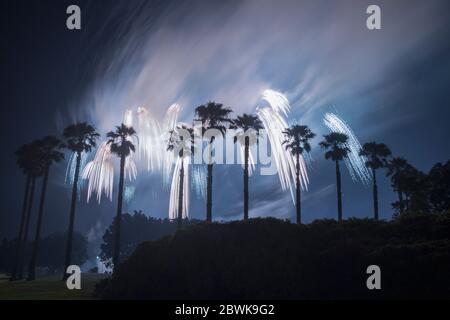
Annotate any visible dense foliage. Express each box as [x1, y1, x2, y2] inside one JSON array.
[[94, 212, 450, 299], [390, 160, 450, 215]]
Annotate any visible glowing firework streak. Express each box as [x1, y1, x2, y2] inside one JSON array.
[[133, 104, 181, 184], [261, 89, 291, 116], [82, 141, 137, 203], [257, 90, 309, 202], [323, 112, 372, 184], [70, 103, 183, 205], [191, 165, 206, 199], [65, 151, 88, 193], [161, 104, 182, 186], [136, 106, 164, 172], [82, 142, 114, 203]]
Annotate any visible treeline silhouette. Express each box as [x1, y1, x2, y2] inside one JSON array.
[[388, 160, 450, 217], [94, 213, 450, 299]]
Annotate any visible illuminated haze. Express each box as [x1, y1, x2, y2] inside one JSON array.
[[2, 0, 449, 243]]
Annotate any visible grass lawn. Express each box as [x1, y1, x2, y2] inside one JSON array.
[[0, 273, 108, 300]]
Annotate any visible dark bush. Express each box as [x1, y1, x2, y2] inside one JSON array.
[[95, 212, 450, 299]]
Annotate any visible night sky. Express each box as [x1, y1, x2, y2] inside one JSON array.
[[1, 0, 450, 251]]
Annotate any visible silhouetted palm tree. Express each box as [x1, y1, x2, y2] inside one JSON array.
[[283, 125, 316, 224], [62, 122, 99, 278], [10, 142, 42, 281], [231, 114, 263, 220], [319, 132, 349, 221], [167, 124, 195, 228], [386, 157, 410, 215], [195, 102, 233, 222], [360, 142, 391, 220], [107, 123, 137, 268], [27, 136, 64, 280]]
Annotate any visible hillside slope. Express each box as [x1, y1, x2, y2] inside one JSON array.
[[95, 213, 450, 299]]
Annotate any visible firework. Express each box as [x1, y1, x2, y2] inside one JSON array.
[[323, 112, 372, 184], [82, 141, 137, 203], [75, 103, 189, 208], [65, 151, 88, 195], [82, 142, 114, 203], [136, 106, 163, 172], [161, 104, 182, 186], [238, 143, 256, 175], [261, 89, 291, 116], [191, 165, 207, 199], [257, 90, 309, 203], [133, 104, 181, 180]]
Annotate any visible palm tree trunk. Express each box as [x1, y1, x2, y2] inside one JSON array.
[[206, 139, 213, 223], [18, 175, 36, 280], [372, 168, 379, 220], [177, 158, 184, 229], [27, 165, 50, 280], [10, 175, 31, 281], [243, 137, 249, 221], [295, 153, 301, 224], [206, 163, 213, 222], [63, 151, 81, 280], [112, 155, 126, 269], [397, 190, 405, 214], [336, 160, 343, 221]]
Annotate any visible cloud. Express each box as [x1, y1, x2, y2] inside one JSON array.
[[64, 0, 450, 221]]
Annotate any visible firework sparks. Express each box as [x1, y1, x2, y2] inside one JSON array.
[[323, 112, 372, 184], [70, 103, 190, 209], [261, 89, 291, 116], [238, 143, 256, 175], [257, 90, 309, 203], [82, 141, 137, 203], [82, 142, 114, 203], [191, 165, 207, 199], [65, 151, 88, 195]]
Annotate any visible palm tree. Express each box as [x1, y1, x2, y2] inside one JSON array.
[[10, 142, 42, 281], [194, 102, 233, 222], [283, 125, 316, 224], [319, 132, 350, 222], [231, 114, 263, 220], [62, 122, 99, 278], [107, 123, 137, 268], [167, 124, 195, 228], [360, 142, 392, 220], [27, 136, 64, 280]]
